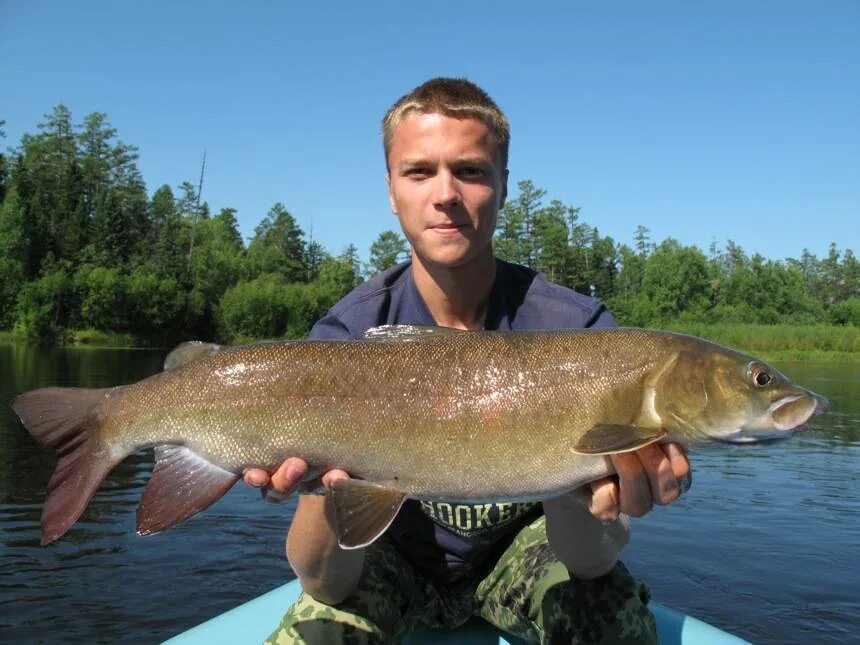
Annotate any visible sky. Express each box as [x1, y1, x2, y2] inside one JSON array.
[[1, 1, 858, 263]]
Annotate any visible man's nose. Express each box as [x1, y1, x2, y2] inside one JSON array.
[[432, 171, 461, 207]]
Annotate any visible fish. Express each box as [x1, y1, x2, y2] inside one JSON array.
[[12, 325, 828, 549]]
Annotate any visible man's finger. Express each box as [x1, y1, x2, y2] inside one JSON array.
[[270, 458, 309, 492], [256, 458, 310, 504], [321, 469, 351, 488], [243, 468, 270, 488], [611, 452, 652, 517], [637, 443, 680, 505], [588, 477, 620, 523], [664, 443, 692, 493]]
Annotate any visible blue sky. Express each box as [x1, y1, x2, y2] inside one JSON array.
[[1, 2, 857, 263]]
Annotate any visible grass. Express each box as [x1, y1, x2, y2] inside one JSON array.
[[67, 329, 138, 347], [665, 323, 860, 361], [0, 328, 139, 348]]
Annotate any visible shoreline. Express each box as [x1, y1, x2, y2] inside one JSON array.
[[2, 324, 859, 362]]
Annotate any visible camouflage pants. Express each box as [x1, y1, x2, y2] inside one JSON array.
[[266, 515, 657, 644]]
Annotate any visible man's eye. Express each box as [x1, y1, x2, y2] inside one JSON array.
[[406, 168, 429, 178], [458, 167, 485, 179]]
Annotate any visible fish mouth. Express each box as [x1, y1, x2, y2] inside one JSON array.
[[771, 392, 828, 431], [720, 392, 828, 445]]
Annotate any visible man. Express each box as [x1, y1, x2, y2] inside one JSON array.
[[244, 78, 690, 644]]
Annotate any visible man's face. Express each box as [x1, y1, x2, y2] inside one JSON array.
[[386, 113, 508, 269]]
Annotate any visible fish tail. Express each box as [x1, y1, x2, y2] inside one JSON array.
[[12, 386, 127, 545]]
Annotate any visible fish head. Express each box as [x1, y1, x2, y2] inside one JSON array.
[[654, 346, 828, 445]]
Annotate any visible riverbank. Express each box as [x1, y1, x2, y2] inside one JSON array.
[[0, 329, 155, 348], [2, 324, 859, 361], [668, 323, 860, 362]]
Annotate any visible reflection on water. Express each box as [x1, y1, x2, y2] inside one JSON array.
[[1, 346, 858, 643]]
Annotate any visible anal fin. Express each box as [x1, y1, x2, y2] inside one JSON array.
[[327, 479, 406, 549], [573, 424, 667, 455], [137, 445, 238, 535]]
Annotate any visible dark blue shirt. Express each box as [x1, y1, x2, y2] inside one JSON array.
[[309, 259, 615, 581]]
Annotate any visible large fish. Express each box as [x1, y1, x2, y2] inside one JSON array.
[[13, 325, 827, 548]]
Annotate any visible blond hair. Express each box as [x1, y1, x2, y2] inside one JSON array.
[[382, 77, 510, 170]]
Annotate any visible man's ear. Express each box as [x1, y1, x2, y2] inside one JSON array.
[[499, 169, 509, 209], [386, 173, 398, 215]]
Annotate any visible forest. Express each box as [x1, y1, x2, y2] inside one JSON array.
[[0, 106, 858, 346]]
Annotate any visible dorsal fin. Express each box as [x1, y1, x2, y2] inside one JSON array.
[[163, 341, 222, 370], [362, 324, 466, 342]]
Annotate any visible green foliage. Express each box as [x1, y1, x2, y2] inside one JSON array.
[[75, 265, 125, 330], [185, 208, 245, 338], [149, 184, 188, 279], [639, 240, 710, 321], [496, 180, 546, 266], [246, 203, 307, 282], [0, 257, 24, 328], [219, 270, 352, 341], [367, 230, 408, 275], [13, 261, 75, 342], [0, 105, 855, 345], [493, 181, 854, 331], [68, 329, 136, 347], [125, 266, 185, 333], [220, 275, 286, 339], [830, 298, 860, 327]]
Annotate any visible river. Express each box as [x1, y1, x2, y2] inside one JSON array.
[[1, 344, 857, 643]]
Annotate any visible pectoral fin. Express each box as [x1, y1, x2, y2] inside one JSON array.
[[137, 445, 239, 535], [327, 479, 406, 549], [572, 425, 667, 455]]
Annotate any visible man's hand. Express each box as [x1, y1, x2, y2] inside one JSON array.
[[243, 459, 350, 502], [587, 442, 691, 522], [245, 459, 361, 604]]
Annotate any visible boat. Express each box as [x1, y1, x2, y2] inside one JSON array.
[[164, 578, 750, 644]]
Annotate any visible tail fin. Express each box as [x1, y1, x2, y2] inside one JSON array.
[[12, 387, 126, 544]]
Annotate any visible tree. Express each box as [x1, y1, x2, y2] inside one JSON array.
[[495, 180, 545, 266], [0, 118, 7, 204], [149, 185, 187, 279], [0, 186, 26, 327], [317, 245, 363, 295], [367, 230, 408, 275], [13, 105, 84, 270], [633, 225, 651, 257], [125, 266, 185, 336], [531, 200, 570, 283], [840, 249, 860, 301], [638, 239, 711, 323], [587, 229, 618, 299], [305, 240, 326, 282], [566, 213, 593, 294], [75, 265, 125, 330], [186, 207, 245, 338], [14, 260, 76, 342], [246, 202, 307, 282]]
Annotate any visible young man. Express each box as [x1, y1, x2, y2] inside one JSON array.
[[245, 78, 690, 644]]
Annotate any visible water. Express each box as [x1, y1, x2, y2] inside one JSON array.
[[1, 346, 858, 643]]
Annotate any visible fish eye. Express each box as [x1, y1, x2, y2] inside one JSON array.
[[751, 366, 772, 387]]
